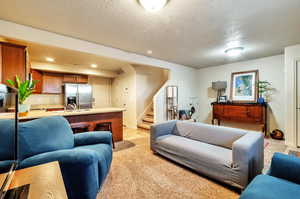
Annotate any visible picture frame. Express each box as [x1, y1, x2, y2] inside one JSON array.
[[218, 95, 227, 103], [230, 70, 259, 103]]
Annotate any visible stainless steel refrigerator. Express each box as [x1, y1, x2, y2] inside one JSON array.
[[64, 84, 93, 110]]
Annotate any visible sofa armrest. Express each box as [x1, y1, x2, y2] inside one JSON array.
[[19, 149, 100, 199], [150, 121, 177, 151], [269, 152, 300, 184], [232, 132, 264, 186], [74, 131, 112, 147]]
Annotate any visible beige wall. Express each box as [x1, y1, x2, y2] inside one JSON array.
[[26, 94, 63, 106], [284, 44, 300, 147], [135, 65, 168, 121], [111, 64, 137, 128], [197, 55, 285, 133], [88, 76, 112, 108]]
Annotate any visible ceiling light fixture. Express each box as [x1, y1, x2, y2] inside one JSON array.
[[139, 0, 168, 12], [91, 64, 98, 68], [45, 57, 55, 62], [225, 47, 244, 57], [147, 50, 153, 54]]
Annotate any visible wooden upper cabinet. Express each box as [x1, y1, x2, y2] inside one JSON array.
[[77, 75, 88, 83], [0, 43, 26, 84], [42, 72, 63, 94], [63, 74, 88, 84], [63, 74, 77, 83], [31, 69, 43, 94]]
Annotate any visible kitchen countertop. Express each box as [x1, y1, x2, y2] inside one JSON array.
[[0, 107, 125, 120], [30, 104, 65, 110]]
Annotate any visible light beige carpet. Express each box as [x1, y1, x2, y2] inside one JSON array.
[[99, 136, 239, 199], [98, 129, 286, 199]]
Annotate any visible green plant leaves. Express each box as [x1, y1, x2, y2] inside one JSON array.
[[5, 75, 39, 104]]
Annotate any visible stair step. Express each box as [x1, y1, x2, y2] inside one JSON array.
[[138, 123, 151, 130], [143, 117, 154, 123], [147, 112, 154, 116]]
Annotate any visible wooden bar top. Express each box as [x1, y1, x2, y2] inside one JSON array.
[[0, 162, 68, 199]]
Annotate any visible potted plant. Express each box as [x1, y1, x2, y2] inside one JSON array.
[[6, 75, 38, 116], [257, 80, 272, 104]]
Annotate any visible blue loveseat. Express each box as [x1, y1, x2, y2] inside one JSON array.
[[240, 152, 300, 199], [0, 116, 113, 199]]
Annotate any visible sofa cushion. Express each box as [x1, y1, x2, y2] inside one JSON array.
[[18, 116, 74, 160], [173, 121, 246, 149], [240, 175, 300, 199], [0, 119, 15, 161], [156, 134, 232, 167]]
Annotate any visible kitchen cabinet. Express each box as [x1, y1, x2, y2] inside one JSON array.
[[77, 75, 88, 83], [31, 69, 43, 94], [0, 42, 27, 84], [42, 72, 63, 94], [63, 74, 88, 84]]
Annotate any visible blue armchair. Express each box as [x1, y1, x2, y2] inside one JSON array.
[[0, 116, 113, 199], [240, 152, 300, 199]]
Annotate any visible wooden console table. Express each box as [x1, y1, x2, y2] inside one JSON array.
[[211, 102, 267, 135], [0, 162, 67, 199]]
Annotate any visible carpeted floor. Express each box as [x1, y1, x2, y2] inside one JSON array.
[[98, 128, 286, 199]]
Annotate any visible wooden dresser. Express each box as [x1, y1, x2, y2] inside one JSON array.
[[211, 102, 267, 135]]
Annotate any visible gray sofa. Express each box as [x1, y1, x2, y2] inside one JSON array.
[[150, 121, 264, 188]]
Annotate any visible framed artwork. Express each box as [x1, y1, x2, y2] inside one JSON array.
[[230, 70, 259, 102], [218, 95, 227, 103]]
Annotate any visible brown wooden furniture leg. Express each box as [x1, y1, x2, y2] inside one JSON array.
[[94, 122, 115, 149]]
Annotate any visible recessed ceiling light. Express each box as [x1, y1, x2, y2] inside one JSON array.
[[91, 64, 98, 68], [147, 50, 153, 54], [139, 0, 168, 12], [225, 47, 244, 57], [45, 57, 55, 62]]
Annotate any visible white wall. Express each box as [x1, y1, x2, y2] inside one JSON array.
[[154, 66, 199, 123], [111, 64, 137, 128], [88, 76, 112, 108], [284, 44, 300, 147], [135, 65, 168, 120], [197, 55, 285, 132]]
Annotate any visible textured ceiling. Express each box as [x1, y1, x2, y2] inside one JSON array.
[[0, 0, 300, 68], [6, 38, 127, 71]]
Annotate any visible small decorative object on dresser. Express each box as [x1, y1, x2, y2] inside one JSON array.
[[230, 70, 259, 102], [218, 95, 227, 103]]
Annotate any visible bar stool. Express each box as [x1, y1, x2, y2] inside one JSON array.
[[94, 122, 115, 149], [70, 122, 90, 134]]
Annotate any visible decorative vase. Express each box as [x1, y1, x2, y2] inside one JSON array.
[[19, 104, 30, 117], [257, 97, 265, 104]]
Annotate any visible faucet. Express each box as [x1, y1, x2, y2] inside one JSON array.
[[66, 103, 77, 111]]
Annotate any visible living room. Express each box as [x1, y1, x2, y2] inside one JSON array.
[[0, 1, 300, 199]]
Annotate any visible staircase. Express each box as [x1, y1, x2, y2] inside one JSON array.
[[138, 106, 154, 130]]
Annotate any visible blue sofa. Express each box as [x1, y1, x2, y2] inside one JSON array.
[[240, 152, 300, 199], [0, 116, 113, 199]]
